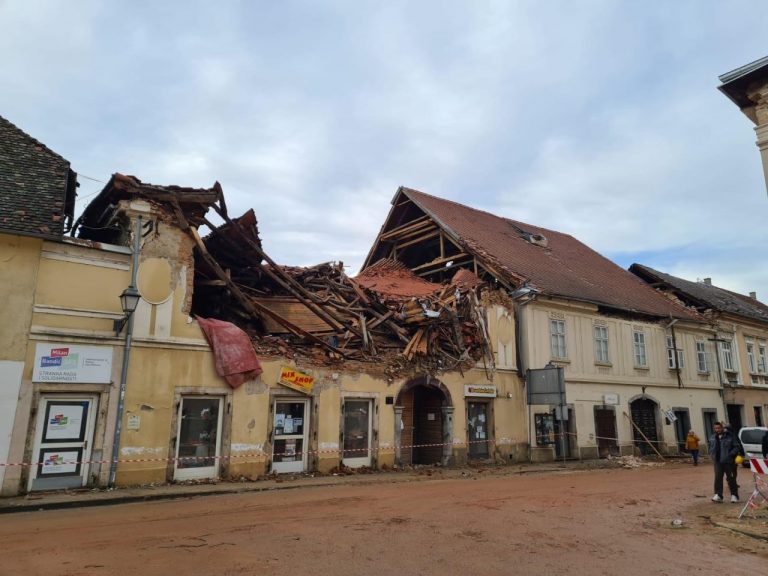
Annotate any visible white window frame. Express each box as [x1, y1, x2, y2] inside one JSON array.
[[594, 325, 609, 364], [720, 340, 735, 372], [550, 319, 567, 359], [666, 336, 684, 369], [758, 341, 767, 374], [747, 340, 757, 374], [695, 341, 709, 373], [633, 331, 647, 368]]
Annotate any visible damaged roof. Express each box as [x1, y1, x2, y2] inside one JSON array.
[[75, 173, 222, 242], [0, 115, 77, 238], [630, 264, 768, 325], [366, 186, 699, 321]]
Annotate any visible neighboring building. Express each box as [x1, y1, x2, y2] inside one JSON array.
[[718, 55, 768, 196], [364, 187, 724, 460], [631, 264, 768, 432], [0, 116, 80, 495]]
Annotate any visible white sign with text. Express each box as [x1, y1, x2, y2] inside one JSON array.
[[33, 344, 113, 383]]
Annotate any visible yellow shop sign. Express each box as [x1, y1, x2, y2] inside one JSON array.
[[279, 367, 315, 394]]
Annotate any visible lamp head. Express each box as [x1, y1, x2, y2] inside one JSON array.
[[119, 286, 141, 315]]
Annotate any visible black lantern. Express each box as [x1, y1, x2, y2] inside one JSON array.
[[114, 286, 141, 334]]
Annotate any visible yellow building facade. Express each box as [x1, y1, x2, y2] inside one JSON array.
[[1, 195, 527, 495]]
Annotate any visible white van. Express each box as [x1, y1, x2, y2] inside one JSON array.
[[738, 426, 768, 467]]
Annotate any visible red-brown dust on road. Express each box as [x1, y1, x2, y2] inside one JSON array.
[[1, 465, 765, 576]]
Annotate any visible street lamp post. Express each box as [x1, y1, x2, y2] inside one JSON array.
[[108, 215, 142, 487]]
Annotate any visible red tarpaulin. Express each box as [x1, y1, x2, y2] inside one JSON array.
[[196, 317, 263, 388]]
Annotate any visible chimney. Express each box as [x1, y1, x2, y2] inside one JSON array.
[[750, 291, 757, 299], [703, 278, 712, 286]]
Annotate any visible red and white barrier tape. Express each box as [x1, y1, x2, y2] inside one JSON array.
[[0, 438, 496, 468]]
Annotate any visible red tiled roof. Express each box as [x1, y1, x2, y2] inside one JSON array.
[[355, 258, 444, 300], [401, 187, 699, 320]]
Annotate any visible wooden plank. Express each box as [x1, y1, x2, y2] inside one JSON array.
[[411, 253, 469, 272], [393, 230, 441, 251], [187, 227, 347, 357], [207, 207, 358, 336], [379, 215, 431, 240]]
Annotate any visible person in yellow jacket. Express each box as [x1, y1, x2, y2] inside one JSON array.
[[685, 430, 701, 466]]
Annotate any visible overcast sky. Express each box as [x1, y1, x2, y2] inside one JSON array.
[[2, 1, 767, 298]]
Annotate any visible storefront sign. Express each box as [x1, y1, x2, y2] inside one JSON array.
[[279, 367, 315, 394], [32, 344, 113, 383], [464, 384, 497, 398]]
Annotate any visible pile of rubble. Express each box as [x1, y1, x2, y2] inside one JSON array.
[[606, 455, 664, 469], [73, 174, 498, 379], [189, 193, 496, 379]]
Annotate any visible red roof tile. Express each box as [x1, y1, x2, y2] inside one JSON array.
[[355, 258, 444, 300]]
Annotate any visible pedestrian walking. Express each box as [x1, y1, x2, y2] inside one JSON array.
[[709, 422, 740, 503], [684, 430, 700, 466]]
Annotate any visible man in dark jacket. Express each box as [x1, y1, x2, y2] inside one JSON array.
[[709, 422, 740, 503]]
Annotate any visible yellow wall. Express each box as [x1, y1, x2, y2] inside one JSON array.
[[0, 234, 42, 360]]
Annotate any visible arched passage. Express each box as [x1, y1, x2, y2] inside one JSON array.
[[395, 376, 453, 465], [629, 396, 660, 455]]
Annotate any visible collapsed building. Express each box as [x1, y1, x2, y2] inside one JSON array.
[[1, 173, 523, 491]]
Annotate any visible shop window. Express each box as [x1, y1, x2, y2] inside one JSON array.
[[535, 413, 555, 446]]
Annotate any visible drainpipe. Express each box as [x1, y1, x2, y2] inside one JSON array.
[[511, 290, 537, 462], [108, 215, 142, 487], [708, 333, 729, 422]]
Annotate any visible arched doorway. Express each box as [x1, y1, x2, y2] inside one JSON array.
[[630, 397, 659, 455], [396, 377, 453, 465]]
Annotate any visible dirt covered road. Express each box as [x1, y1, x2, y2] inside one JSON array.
[[1, 463, 766, 575]]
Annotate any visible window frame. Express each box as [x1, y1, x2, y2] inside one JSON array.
[[666, 335, 684, 369], [594, 325, 610, 364], [720, 340, 735, 372], [633, 330, 647, 368], [695, 341, 709, 373], [746, 340, 757, 374], [549, 319, 567, 359]]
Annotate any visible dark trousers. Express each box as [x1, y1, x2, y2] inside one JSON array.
[[713, 462, 738, 498], [690, 450, 699, 465]]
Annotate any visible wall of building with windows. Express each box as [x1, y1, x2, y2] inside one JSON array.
[[519, 300, 723, 459]]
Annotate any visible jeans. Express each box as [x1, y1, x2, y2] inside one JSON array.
[[713, 461, 738, 498], [690, 449, 699, 465]]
